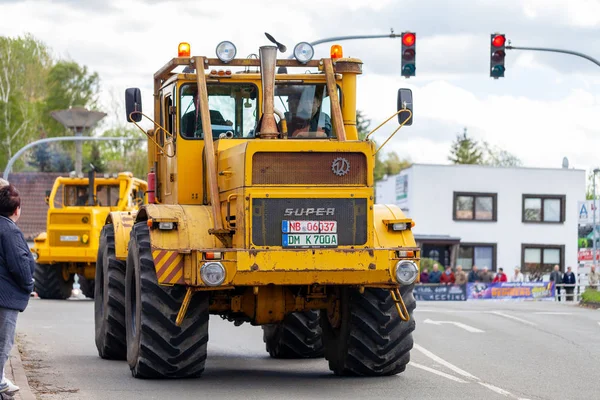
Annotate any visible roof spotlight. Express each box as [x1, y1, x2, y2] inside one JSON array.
[[293, 42, 314, 64], [216, 41, 237, 63]]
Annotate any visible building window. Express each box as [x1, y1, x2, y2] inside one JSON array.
[[522, 194, 565, 223], [457, 243, 496, 271], [521, 244, 565, 277], [453, 192, 497, 221]]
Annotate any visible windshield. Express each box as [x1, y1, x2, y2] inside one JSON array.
[[180, 83, 258, 139], [275, 83, 334, 139], [57, 184, 120, 207], [180, 82, 337, 140]]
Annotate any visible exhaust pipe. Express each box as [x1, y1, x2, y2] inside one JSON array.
[[257, 45, 279, 139]]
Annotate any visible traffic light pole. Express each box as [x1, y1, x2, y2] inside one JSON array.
[[506, 45, 600, 68], [286, 29, 401, 59]]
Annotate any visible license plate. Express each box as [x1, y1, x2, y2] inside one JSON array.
[[60, 235, 79, 242], [282, 233, 338, 247], [282, 220, 337, 233]]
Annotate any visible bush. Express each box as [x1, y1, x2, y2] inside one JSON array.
[[581, 288, 600, 304]]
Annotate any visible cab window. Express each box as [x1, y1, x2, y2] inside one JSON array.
[[64, 185, 89, 206], [96, 185, 120, 207], [180, 83, 258, 139]]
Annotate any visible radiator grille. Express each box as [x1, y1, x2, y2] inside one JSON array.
[[252, 152, 367, 185], [252, 198, 367, 247]]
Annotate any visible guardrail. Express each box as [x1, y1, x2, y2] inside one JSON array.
[[554, 283, 596, 303]]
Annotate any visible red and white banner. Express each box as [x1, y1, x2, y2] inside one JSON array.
[[578, 248, 600, 261]]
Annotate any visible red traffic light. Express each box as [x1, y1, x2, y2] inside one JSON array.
[[402, 32, 416, 47], [492, 35, 505, 47]]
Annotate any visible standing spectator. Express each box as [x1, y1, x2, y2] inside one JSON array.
[[550, 265, 563, 301], [454, 265, 468, 286], [467, 265, 480, 283], [0, 185, 36, 398], [588, 266, 599, 290], [440, 266, 455, 285], [511, 267, 524, 283], [479, 267, 493, 283], [563, 266, 576, 301], [419, 268, 429, 284], [428, 263, 442, 284], [493, 267, 507, 283]]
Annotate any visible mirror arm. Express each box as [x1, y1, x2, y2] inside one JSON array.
[[128, 111, 176, 158]]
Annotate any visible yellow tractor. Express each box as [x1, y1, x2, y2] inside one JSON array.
[[94, 35, 420, 377], [31, 171, 147, 299]]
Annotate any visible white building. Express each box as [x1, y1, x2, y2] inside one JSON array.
[[376, 164, 586, 278]]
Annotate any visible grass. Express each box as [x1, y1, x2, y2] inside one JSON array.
[[581, 288, 600, 304]]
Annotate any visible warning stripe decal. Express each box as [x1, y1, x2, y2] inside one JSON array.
[[152, 249, 185, 284]]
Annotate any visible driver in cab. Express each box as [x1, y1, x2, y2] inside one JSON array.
[[286, 91, 331, 138]]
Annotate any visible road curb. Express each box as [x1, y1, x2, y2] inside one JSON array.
[[8, 343, 36, 400]]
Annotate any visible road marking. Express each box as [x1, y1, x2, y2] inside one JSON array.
[[409, 362, 468, 383], [414, 344, 533, 399], [423, 318, 484, 333], [478, 382, 512, 396], [413, 344, 479, 380], [489, 311, 537, 326]]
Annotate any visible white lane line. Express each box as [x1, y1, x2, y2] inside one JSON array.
[[423, 318, 485, 333], [478, 382, 512, 396], [413, 344, 479, 381], [414, 344, 530, 399], [489, 311, 537, 326], [409, 362, 468, 383]]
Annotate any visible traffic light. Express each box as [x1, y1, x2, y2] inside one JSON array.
[[490, 33, 506, 78], [401, 32, 416, 78]]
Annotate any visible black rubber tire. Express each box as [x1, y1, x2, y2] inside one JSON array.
[[33, 263, 73, 300], [95, 224, 127, 360], [79, 276, 95, 299], [320, 285, 416, 376], [262, 311, 324, 359], [125, 222, 209, 379]]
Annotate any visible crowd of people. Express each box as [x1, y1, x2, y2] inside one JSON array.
[[418, 261, 600, 301], [418, 263, 527, 285]]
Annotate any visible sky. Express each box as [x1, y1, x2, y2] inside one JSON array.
[[1, 0, 599, 176]]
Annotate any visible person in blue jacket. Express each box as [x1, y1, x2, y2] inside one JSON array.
[[428, 263, 442, 284], [0, 184, 36, 399]]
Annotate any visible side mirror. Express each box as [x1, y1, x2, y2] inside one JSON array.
[[125, 88, 143, 123], [45, 190, 51, 205], [397, 88, 413, 126]]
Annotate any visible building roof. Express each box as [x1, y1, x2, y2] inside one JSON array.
[[403, 163, 586, 173], [2, 172, 66, 241]]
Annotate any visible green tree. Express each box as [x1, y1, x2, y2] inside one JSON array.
[[0, 34, 52, 169], [448, 127, 483, 164], [357, 110, 411, 181], [43, 60, 101, 137], [84, 143, 107, 173]]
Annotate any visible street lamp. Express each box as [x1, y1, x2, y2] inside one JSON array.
[[593, 168, 600, 271], [50, 106, 107, 175]]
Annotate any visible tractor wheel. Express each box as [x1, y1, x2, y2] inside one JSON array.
[[33, 263, 73, 300], [262, 311, 324, 359], [79, 276, 95, 299], [320, 285, 416, 376], [95, 224, 127, 360], [125, 222, 209, 379]]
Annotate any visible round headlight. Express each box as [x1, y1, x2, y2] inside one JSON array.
[[32, 252, 39, 261], [216, 41, 237, 63], [200, 262, 226, 286], [293, 42, 314, 64], [395, 260, 418, 285]]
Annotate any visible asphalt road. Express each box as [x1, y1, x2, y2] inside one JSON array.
[[14, 298, 600, 400]]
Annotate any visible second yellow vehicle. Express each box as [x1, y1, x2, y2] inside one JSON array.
[[31, 171, 147, 299]]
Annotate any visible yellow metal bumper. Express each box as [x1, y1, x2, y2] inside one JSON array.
[[32, 246, 97, 264], [154, 247, 420, 287]]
